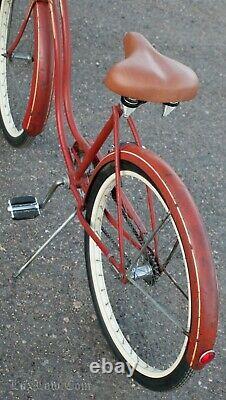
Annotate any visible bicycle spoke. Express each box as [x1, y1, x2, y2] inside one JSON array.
[[157, 240, 188, 299], [9, 63, 25, 104], [161, 268, 188, 300], [162, 239, 179, 269], [127, 212, 171, 271], [127, 275, 188, 336]]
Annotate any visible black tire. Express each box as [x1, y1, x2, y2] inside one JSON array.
[[0, 112, 31, 147], [0, 0, 32, 147], [85, 161, 193, 391]]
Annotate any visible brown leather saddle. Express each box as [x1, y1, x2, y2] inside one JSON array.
[[104, 32, 199, 103]]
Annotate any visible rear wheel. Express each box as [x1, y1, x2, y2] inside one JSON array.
[[0, 0, 34, 146], [85, 161, 194, 391]]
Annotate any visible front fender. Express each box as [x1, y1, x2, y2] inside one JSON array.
[[22, 2, 54, 136]]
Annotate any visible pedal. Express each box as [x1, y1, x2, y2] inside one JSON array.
[[8, 196, 40, 220]]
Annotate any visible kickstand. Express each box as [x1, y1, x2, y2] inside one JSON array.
[[12, 211, 76, 279]]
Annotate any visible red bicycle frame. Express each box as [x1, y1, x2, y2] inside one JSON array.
[[49, 0, 157, 279], [5, 0, 156, 278], [5, 0, 218, 372]]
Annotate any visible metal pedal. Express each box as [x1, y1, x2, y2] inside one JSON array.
[[8, 196, 40, 220]]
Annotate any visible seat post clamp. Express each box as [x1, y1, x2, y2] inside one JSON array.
[[121, 97, 146, 118]]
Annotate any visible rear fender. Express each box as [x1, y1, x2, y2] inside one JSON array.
[[86, 142, 218, 370]]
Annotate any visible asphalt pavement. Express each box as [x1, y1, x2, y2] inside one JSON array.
[[0, 1, 225, 399]]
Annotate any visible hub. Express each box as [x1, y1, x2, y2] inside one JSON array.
[[129, 264, 155, 281]]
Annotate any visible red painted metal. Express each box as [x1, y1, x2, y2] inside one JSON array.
[[104, 210, 142, 251], [46, 1, 150, 265], [49, 0, 75, 179], [88, 143, 219, 370], [74, 111, 118, 182], [6, 2, 35, 57], [48, 1, 134, 281], [23, 3, 54, 135], [9, 0, 218, 373], [127, 116, 142, 146], [113, 106, 126, 277], [128, 116, 158, 257], [59, 0, 89, 153], [147, 187, 159, 260], [121, 191, 147, 236]]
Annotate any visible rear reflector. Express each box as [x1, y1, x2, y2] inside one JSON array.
[[199, 350, 215, 365]]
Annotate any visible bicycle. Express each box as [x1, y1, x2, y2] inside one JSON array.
[[0, 0, 219, 392]]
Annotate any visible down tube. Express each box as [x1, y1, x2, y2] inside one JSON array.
[[59, 0, 90, 153], [49, 0, 75, 178]]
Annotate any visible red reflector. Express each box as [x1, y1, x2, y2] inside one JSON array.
[[199, 350, 215, 365]]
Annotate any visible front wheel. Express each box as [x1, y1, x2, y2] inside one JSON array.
[[85, 161, 196, 391], [0, 0, 33, 146], [0, 0, 53, 147]]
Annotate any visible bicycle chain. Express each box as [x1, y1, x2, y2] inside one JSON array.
[[101, 208, 160, 285], [101, 226, 131, 265]]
